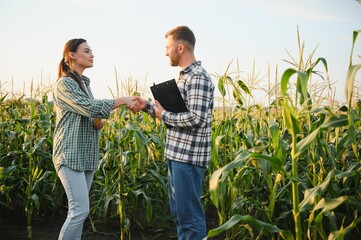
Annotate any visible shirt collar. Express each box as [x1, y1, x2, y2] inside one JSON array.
[[180, 61, 201, 75], [82, 75, 90, 86]]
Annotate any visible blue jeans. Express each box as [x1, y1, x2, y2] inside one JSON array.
[[57, 165, 94, 240], [168, 160, 207, 240]]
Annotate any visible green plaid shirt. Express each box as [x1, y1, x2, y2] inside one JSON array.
[[53, 76, 115, 172]]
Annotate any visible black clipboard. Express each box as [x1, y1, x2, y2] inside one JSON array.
[[150, 79, 188, 128]]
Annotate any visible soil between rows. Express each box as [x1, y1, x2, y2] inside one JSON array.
[[0, 205, 224, 240]]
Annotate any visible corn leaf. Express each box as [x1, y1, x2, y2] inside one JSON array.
[[294, 128, 320, 159], [237, 79, 252, 96], [313, 196, 348, 213], [327, 214, 361, 240], [250, 153, 285, 173], [348, 30, 361, 67], [299, 169, 335, 212], [320, 115, 348, 129], [206, 214, 282, 238], [296, 71, 309, 105], [345, 64, 361, 106], [282, 103, 300, 137], [209, 151, 251, 207], [281, 68, 297, 97]]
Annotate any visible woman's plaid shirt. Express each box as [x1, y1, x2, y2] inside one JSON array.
[[145, 61, 214, 167], [53, 76, 114, 172]]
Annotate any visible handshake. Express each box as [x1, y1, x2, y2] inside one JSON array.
[[93, 96, 164, 130], [126, 96, 144, 113], [126, 96, 164, 118]]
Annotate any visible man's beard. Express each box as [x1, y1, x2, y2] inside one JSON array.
[[170, 55, 179, 66]]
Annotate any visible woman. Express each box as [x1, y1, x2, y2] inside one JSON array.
[[53, 38, 138, 240]]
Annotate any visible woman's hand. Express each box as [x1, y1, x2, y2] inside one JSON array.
[[93, 118, 104, 130], [127, 97, 141, 113]]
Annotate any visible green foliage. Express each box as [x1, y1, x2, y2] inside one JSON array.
[[1, 29, 361, 240], [207, 29, 361, 240]]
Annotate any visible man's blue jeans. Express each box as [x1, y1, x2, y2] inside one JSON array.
[[57, 165, 94, 240], [168, 159, 207, 240]]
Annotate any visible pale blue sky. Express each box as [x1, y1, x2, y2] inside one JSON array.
[[0, 0, 360, 105]]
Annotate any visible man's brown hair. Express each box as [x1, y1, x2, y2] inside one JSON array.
[[165, 26, 196, 51]]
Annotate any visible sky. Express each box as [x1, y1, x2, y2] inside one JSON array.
[[0, 0, 360, 106]]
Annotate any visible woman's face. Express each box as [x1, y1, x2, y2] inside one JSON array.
[[70, 42, 94, 70]]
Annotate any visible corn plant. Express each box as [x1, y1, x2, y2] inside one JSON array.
[[0, 81, 56, 239], [345, 30, 361, 159], [90, 74, 171, 239], [207, 29, 361, 240], [1, 29, 360, 240]]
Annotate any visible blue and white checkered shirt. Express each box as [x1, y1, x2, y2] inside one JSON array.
[[146, 61, 214, 167]]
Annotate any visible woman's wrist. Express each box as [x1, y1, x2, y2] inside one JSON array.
[[113, 96, 134, 109]]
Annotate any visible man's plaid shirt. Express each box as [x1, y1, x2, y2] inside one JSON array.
[[53, 76, 114, 172], [145, 61, 214, 167]]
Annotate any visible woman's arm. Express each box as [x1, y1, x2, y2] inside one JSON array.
[[113, 97, 140, 112]]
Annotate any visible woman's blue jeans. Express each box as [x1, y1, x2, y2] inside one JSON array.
[[57, 165, 94, 240], [168, 159, 207, 240]]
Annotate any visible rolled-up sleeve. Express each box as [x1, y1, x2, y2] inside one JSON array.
[[162, 74, 212, 128], [55, 77, 115, 119]]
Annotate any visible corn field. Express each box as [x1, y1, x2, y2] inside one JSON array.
[[1, 30, 361, 240]]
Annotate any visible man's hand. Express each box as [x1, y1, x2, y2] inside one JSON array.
[[127, 97, 141, 113], [132, 97, 164, 119], [133, 96, 147, 111], [154, 100, 164, 119]]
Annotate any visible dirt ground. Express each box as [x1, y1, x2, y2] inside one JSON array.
[[0, 216, 174, 240], [0, 206, 224, 240]]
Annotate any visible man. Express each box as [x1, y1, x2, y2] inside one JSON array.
[[136, 25, 214, 240]]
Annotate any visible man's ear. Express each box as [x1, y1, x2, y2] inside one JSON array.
[[178, 43, 185, 53]]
